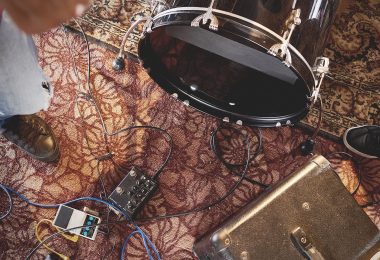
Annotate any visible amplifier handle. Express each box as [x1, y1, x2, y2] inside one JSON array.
[[291, 227, 325, 260]]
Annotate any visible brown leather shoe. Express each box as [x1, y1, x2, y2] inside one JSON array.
[[1, 115, 60, 162]]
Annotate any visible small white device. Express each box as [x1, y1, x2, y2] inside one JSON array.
[[52, 205, 101, 240]]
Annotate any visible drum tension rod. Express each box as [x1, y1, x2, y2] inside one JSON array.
[[300, 57, 329, 156], [268, 8, 301, 67], [311, 57, 330, 103], [191, 0, 219, 31]]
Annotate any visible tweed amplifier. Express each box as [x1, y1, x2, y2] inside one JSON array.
[[193, 155, 380, 260]]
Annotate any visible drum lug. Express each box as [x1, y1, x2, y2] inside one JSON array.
[[143, 17, 154, 35], [311, 57, 330, 103], [276, 122, 282, 127], [223, 117, 230, 123], [268, 8, 301, 66], [191, 0, 219, 31]]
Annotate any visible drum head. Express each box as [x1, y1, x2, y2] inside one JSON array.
[[139, 18, 311, 127]]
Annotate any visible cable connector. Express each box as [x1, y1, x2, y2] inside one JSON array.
[[95, 152, 113, 161], [112, 57, 125, 71], [300, 139, 316, 155]]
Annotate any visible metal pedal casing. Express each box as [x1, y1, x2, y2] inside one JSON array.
[[108, 167, 157, 219]]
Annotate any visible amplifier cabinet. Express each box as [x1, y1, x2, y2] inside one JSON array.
[[193, 155, 380, 260]]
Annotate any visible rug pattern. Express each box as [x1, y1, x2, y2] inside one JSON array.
[[67, 0, 380, 139], [0, 25, 379, 259]]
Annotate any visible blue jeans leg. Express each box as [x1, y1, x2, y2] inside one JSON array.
[[0, 12, 53, 119]]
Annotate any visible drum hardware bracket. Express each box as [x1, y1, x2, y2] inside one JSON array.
[[310, 57, 329, 103], [150, 0, 170, 17], [268, 8, 301, 67], [191, 0, 219, 31], [143, 17, 154, 35]]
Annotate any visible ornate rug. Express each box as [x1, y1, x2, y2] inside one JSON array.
[[67, 0, 380, 139], [0, 22, 379, 259]]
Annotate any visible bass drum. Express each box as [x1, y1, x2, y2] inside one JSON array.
[[138, 0, 340, 127]]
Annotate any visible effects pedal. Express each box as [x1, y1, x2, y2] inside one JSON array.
[[108, 167, 158, 219], [52, 205, 101, 240]]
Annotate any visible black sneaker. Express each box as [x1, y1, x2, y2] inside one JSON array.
[[1, 115, 60, 162], [343, 125, 380, 159]]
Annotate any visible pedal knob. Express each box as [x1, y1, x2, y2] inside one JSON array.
[[116, 187, 123, 194]]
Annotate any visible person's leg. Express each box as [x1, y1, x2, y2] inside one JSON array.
[[0, 12, 59, 162]]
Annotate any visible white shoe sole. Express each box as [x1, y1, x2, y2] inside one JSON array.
[[343, 126, 378, 159]]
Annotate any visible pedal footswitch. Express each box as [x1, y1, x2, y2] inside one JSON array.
[[108, 167, 158, 219], [52, 205, 101, 240]]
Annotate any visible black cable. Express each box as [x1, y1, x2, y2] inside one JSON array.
[[96, 160, 112, 235], [0, 184, 13, 221], [107, 125, 173, 180], [326, 73, 379, 89], [25, 220, 127, 260], [64, 21, 173, 180], [101, 241, 116, 260], [325, 152, 362, 195], [300, 96, 323, 155], [361, 201, 380, 208], [310, 96, 323, 141], [210, 124, 268, 189], [325, 152, 380, 208], [136, 132, 255, 223]]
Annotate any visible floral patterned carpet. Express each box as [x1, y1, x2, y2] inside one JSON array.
[[0, 2, 380, 260], [67, 0, 380, 139]]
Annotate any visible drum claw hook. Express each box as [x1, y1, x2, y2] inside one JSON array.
[[268, 44, 292, 67], [191, 0, 219, 31], [191, 13, 219, 31], [268, 8, 301, 66]]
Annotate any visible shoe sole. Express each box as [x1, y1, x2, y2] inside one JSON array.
[[38, 143, 60, 162], [343, 126, 378, 159], [2, 115, 61, 163], [24, 140, 60, 162]]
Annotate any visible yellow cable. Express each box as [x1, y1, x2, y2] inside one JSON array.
[[35, 219, 76, 260], [58, 229, 79, 243]]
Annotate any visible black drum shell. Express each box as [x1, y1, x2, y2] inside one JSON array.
[[166, 0, 340, 66]]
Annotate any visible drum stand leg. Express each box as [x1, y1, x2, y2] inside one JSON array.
[[300, 57, 329, 155], [300, 96, 323, 155]]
